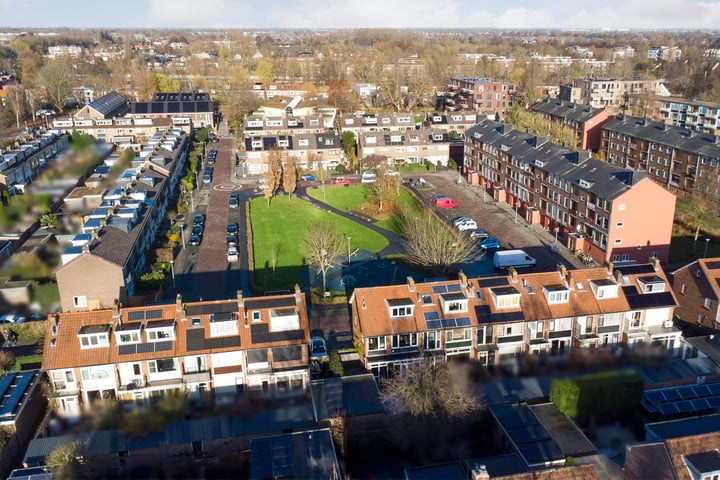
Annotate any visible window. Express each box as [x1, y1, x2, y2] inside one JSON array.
[[116, 331, 141, 344], [425, 331, 441, 350], [79, 332, 109, 349], [390, 305, 414, 317], [73, 296, 88, 308], [614, 239, 622, 244], [616, 222, 624, 228], [681, 284, 687, 295], [421, 294, 433, 305], [51, 370, 74, 390], [148, 358, 176, 374], [368, 336, 386, 352], [630, 311, 641, 328], [447, 328, 471, 342], [705, 298, 714, 310], [392, 333, 417, 349], [251, 311, 261, 322], [147, 327, 175, 341], [132, 364, 141, 375]]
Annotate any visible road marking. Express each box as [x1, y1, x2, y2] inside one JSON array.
[[212, 183, 243, 191]]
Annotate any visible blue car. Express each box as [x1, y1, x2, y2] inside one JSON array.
[[301, 174, 316, 181], [479, 237, 501, 249]]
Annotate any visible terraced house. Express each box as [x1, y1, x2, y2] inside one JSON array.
[[244, 132, 344, 174], [530, 98, 613, 151], [42, 291, 309, 418], [464, 119, 675, 265], [351, 262, 681, 377], [357, 129, 452, 167]]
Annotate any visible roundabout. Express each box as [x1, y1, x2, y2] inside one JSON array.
[[212, 183, 243, 192]]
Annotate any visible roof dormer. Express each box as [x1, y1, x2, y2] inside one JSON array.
[[78, 324, 110, 349], [145, 319, 176, 342], [589, 278, 619, 299], [387, 298, 414, 318], [439, 292, 468, 314], [490, 286, 521, 310], [636, 275, 666, 294], [543, 284, 570, 304]]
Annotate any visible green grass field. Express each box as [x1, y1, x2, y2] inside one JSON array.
[[250, 196, 390, 291]]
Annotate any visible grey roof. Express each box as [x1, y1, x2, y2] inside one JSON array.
[[310, 374, 384, 420], [467, 119, 647, 200], [623, 442, 675, 480], [244, 133, 341, 152], [604, 114, 720, 159], [131, 92, 212, 115], [250, 429, 339, 480], [645, 413, 720, 441], [531, 98, 606, 123], [88, 91, 128, 118]]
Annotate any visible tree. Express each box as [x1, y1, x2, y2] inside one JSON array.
[[401, 211, 478, 275], [38, 60, 75, 112], [282, 158, 298, 199], [255, 60, 274, 86], [0, 350, 15, 373], [5, 85, 26, 128], [367, 170, 399, 213], [40, 213, 60, 229], [687, 169, 720, 246], [328, 80, 358, 113], [262, 150, 283, 206], [155, 73, 180, 93], [381, 358, 480, 418], [300, 221, 346, 293], [46, 440, 84, 479]]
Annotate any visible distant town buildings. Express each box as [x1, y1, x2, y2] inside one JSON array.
[[559, 77, 669, 114], [647, 45, 682, 62]]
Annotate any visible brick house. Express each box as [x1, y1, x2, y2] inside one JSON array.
[[670, 258, 720, 331], [243, 132, 344, 174], [530, 98, 613, 151]]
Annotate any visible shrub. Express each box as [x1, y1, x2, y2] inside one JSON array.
[[329, 350, 344, 376], [335, 164, 347, 174], [550, 370, 643, 421]]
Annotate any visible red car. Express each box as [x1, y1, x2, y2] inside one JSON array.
[[435, 197, 459, 208], [334, 177, 352, 185]]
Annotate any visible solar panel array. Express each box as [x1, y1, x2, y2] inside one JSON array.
[[431, 283, 462, 294], [423, 311, 471, 329], [118, 340, 173, 355], [643, 382, 720, 415], [126, 309, 163, 321], [706, 261, 720, 270], [0, 372, 36, 417]]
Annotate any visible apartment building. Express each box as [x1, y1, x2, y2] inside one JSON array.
[[336, 112, 418, 137], [243, 132, 344, 174], [464, 119, 675, 264], [350, 263, 681, 376], [357, 129, 451, 167], [653, 97, 720, 135], [243, 114, 327, 137], [599, 114, 720, 197], [42, 291, 310, 419], [530, 98, 613, 151], [559, 78, 667, 114], [444, 77, 515, 119], [55, 128, 189, 312], [128, 92, 214, 129], [670, 258, 720, 331], [422, 111, 480, 138], [648, 45, 682, 62], [52, 116, 182, 147]]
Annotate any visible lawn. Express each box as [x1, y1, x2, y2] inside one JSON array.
[[308, 185, 424, 234], [250, 196, 390, 291]]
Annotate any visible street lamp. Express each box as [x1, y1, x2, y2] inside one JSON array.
[[347, 236, 351, 264], [169, 260, 176, 289], [514, 201, 519, 225], [705, 238, 711, 258]]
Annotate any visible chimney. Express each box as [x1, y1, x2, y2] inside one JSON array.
[[458, 271, 468, 286], [565, 270, 575, 289], [614, 269, 623, 284], [82, 243, 90, 253], [509, 267, 518, 283], [407, 276, 416, 292], [294, 283, 302, 303], [649, 256, 660, 271], [605, 261, 614, 276], [236, 290, 243, 306], [471, 465, 490, 480], [175, 293, 182, 312], [112, 299, 120, 319], [557, 264, 567, 279]]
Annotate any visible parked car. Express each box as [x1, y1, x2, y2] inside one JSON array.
[[452, 216, 474, 226], [361, 171, 377, 183], [0, 314, 25, 324], [479, 237, 501, 249], [435, 197, 459, 209], [207, 155, 215, 165], [193, 214, 205, 226], [334, 177, 352, 185], [229, 196, 239, 208], [456, 219, 478, 231], [192, 224, 204, 237], [467, 229, 490, 239], [203, 172, 212, 184], [227, 223, 238, 235], [227, 234, 238, 245], [300, 174, 316, 182], [227, 246, 239, 262], [189, 235, 201, 246]]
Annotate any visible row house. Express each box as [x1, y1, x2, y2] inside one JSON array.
[[559, 78, 667, 114], [464, 119, 675, 265], [128, 92, 214, 129], [651, 96, 720, 135], [55, 128, 190, 312], [671, 258, 720, 331], [243, 114, 327, 137], [244, 133, 344, 174], [422, 111, 480, 138], [599, 114, 720, 197], [357, 129, 451, 167], [251, 82, 318, 100], [52, 116, 182, 148], [336, 112, 418, 137], [0, 132, 69, 193], [530, 98, 613, 151], [350, 263, 681, 376], [444, 77, 515, 119], [42, 291, 310, 419]]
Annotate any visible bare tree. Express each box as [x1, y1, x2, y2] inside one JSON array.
[[367, 170, 400, 213], [4, 85, 25, 128], [401, 210, 478, 275], [262, 150, 283, 206], [300, 221, 346, 293], [282, 158, 298, 199], [38, 59, 75, 112], [687, 168, 720, 247], [381, 358, 481, 418]]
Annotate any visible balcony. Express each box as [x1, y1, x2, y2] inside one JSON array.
[[497, 335, 524, 344], [598, 324, 620, 334], [183, 370, 211, 383], [548, 330, 573, 339]]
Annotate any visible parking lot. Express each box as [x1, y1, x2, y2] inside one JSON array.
[[410, 171, 586, 274]]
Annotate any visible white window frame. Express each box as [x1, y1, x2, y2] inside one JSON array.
[[367, 336, 386, 352], [73, 296, 88, 308]]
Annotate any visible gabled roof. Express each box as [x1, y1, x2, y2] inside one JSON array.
[[88, 91, 128, 118]]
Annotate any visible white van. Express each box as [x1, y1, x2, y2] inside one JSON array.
[[493, 249, 537, 269]]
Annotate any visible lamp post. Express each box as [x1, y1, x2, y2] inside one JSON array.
[[347, 236, 351, 264], [514, 201, 519, 225], [705, 238, 711, 258], [169, 260, 176, 289]]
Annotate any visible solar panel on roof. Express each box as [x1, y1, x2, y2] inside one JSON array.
[[447, 284, 462, 293], [677, 386, 697, 399], [426, 320, 442, 329], [477, 277, 509, 288], [693, 385, 712, 397], [676, 400, 693, 413], [0, 374, 14, 399], [0, 372, 35, 416], [456, 317, 472, 327], [705, 261, 720, 270], [692, 398, 711, 411], [663, 389, 681, 401], [118, 344, 136, 355], [424, 311, 439, 321], [441, 318, 457, 328], [432, 285, 448, 294], [658, 403, 679, 415], [154, 341, 173, 352], [645, 391, 666, 404], [708, 397, 720, 408], [127, 311, 145, 321], [145, 309, 163, 320], [709, 384, 720, 395], [136, 343, 154, 354]]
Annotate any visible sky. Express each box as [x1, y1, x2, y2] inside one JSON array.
[[1, 0, 719, 30]]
